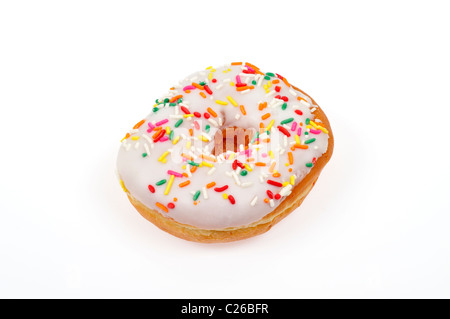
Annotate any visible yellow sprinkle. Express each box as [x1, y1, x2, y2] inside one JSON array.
[[186, 141, 191, 149], [182, 165, 187, 170], [183, 114, 194, 118], [227, 96, 238, 106], [215, 100, 228, 106], [228, 153, 235, 161], [119, 180, 128, 193], [318, 126, 329, 134], [162, 158, 167, 164], [269, 151, 274, 159], [267, 81, 271, 88], [198, 135, 210, 142], [131, 136, 140, 141], [266, 119, 275, 131], [285, 163, 289, 167], [208, 72, 213, 80], [205, 66, 213, 70], [158, 151, 169, 162], [164, 175, 175, 195], [282, 181, 289, 187], [201, 161, 214, 168], [244, 164, 253, 172], [165, 126, 171, 134], [223, 193, 228, 200], [306, 124, 312, 129], [295, 134, 301, 144], [230, 81, 235, 86], [172, 136, 180, 145], [290, 175, 295, 185]]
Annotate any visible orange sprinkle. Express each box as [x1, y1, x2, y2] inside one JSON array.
[[179, 181, 190, 188], [255, 162, 266, 167], [299, 122, 303, 126], [182, 173, 189, 178], [282, 77, 291, 87], [189, 128, 193, 136], [121, 133, 131, 142], [152, 127, 162, 139], [200, 154, 217, 162], [246, 158, 255, 162], [288, 152, 293, 165], [193, 201, 198, 205], [206, 182, 216, 189], [231, 62, 243, 65], [170, 87, 175, 90], [297, 96, 307, 102], [181, 153, 193, 161], [293, 144, 309, 149], [258, 101, 267, 110], [288, 168, 293, 172], [190, 166, 197, 173], [207, 107, 217, 117], [199, 92, 206, 98], [261, 113, 271, 120], [236, 86, 249, 91], [264, 198, 270, 203], [245, 62, 260, 71], [272, 79, 280, 84], [173, 197, 177, 202], [169, 95, 183, 103], [133, 119, 145, 129], [269, 161, 276, 173], [262, 138, 270, 143], [272, 172, 281, 178], [185, 89, 191, 93], [240, 105, 247, 115], [192, 83, 204, 90], [155, 202, 168, 213]]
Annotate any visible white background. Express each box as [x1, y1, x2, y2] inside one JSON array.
[[1, 0, 449, 298]]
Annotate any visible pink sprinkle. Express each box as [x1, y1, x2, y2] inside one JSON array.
[[261, 153, 268, 158], [236, 75, 242, 84], [291, 122, 297, 132], [297, 127, 302, 136], [194, 121, 200, 130], [309, 129, 322, 135], [167, 170, 183, 177], [155, 119, 168, 126], [246, 66, 255, 73], [183, 85, 196, 91], [147, 122, 155, 131], [159, 136, 169, 142]]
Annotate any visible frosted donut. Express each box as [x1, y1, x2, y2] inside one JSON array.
[[117, 62, 333, 243]]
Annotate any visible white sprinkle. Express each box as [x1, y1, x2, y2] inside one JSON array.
[[207, 167, 216, 175], [202, 187, 208, 200], [289, 89, 298, 96], [218, 117, 223, 126], [279, 184, 293, 197], [241, 182, 253, 188], [223, 78, 231, 83], [231, 171, 241, 186], [250, 196, 258, 207], [208, 118, 219, 127], [216, 84, 223, 90], [134, 142, 140, 149], [300, 100, 311, 107], [240, 89, 251, 94], [269, 199, 275, 208], [266, 90, 276, 97], [310, 107, 317, 113], [257, 75, 264, 87], [259, 175, 265, 183], [190, 76, 198, 82], [144, 143, 150, 155], [129, 129, 139, 134], [235, 114, 241, 120], [141, 134, 153, 145]]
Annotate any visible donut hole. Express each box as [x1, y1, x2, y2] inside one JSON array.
[[212, 127, 255, 156]]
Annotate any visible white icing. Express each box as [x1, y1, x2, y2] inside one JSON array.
[[117, 63, 329, 230]]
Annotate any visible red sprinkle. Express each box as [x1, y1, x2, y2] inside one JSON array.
[[153, 129, 166, 142], [277, 126, 291, 137], [312, 157, 317, 164], [214, 185, 229, 192], [181, 106, 191, 114], [236, 83, 247, 87], [267, 180, 283, 187], [212, 79, 217, 83], [275, 86, 281, 92], [235, 160, 245, 169], [193, 111, 202, 118], [167, 203, 175, 209], [274, 194, 281, 200], [204, 85, 212, 95], [148, 185, 155, 193], [242, 69, 255, 74], [204, 112, 211, 119], [267, 190, 274, 199], [232, 160, 238, 170], [295, 110, 303, 116], [228, 195, 235, 205], [281, 96, 289, 102]]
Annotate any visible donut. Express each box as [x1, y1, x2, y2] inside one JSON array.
[[117, 62, 333, 243]]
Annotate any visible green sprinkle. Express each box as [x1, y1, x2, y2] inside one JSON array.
[[280, 118, 294, 125], [240, 170, 248, 176], [199, 81, 206, 86], [155, 99, 159, 103], [282, 103, 287, 110], [252, 80, 257, 85], [264, 76, 271, 80], [169, 103, 176, 107], [152, 107, 159, 112], [193, 190, 201, 201], [142, 153, 147, 158], [266, 72, 275, 77], [305, 132, 309, 135], [205, 124, 210, 133], [169, 130, 174, 140], [174, 119, 183, 127], [304, 138, 316, 144], [305, 118, 310, 125], [187, 160, 199, 167], [306, 163, 314, 168], [164, 98, 169, 103], [177, 98, 183, 103], [156, 179, 166, 186]]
